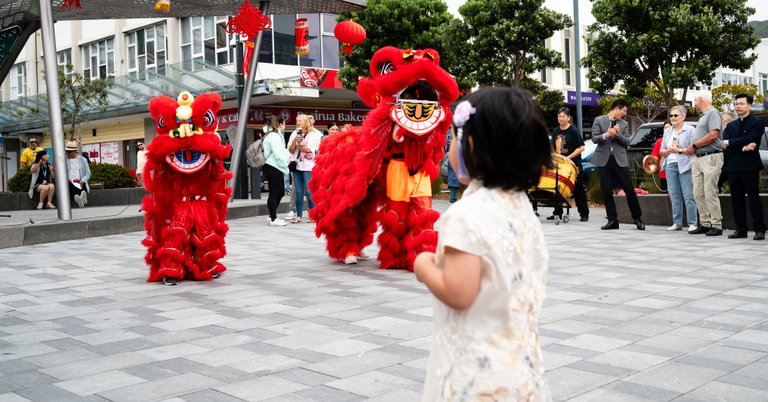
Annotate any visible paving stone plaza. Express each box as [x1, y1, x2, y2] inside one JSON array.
[[1, 200, 767, 401]]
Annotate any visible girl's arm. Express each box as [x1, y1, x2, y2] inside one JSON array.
[[414, 248, 482, 310]]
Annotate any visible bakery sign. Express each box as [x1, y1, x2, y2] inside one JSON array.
[[218, 106, 368, 126]]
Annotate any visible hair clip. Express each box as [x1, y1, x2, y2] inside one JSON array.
[[453, 100, 476, 128]]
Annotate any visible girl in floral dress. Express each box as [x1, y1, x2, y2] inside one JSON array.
[[415, 87, 553, 401]]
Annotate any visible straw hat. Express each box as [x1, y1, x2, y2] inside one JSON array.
[[65, 141, 78, 151]]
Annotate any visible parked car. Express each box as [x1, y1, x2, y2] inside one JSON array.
[[759, 128, 768, 170]]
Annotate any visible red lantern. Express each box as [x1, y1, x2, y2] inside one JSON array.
[[334, 20, 366, 55], [295, 18, 310, 56]]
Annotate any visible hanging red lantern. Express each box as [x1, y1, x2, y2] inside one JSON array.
[[334, 20, 366, 55], [294, 18, 310, 56]]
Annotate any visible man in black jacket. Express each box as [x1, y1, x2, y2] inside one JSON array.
[[722, 93, 766, 240]]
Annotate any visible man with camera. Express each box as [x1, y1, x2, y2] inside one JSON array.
[[591, 98, 644, 230]]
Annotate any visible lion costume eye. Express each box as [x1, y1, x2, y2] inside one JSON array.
[[379, 62, 395, 76], [157, 116, 166, 128], [203, 110, 215, 127]]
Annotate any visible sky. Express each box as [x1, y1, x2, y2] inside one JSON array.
[[444, 0, 768, 22]]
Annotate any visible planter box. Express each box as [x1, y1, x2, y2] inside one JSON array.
[[615, 194, 768, 230], [0, 187, 148, 211]]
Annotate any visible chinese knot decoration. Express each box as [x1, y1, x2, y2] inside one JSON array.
[[334, 20, 366, 55], [226, 0, 272, 75]]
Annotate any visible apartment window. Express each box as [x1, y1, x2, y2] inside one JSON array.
[[321, 14, 340, 69], [180, 16, 233, 71], [127, 23, 167, 80], [10, 63, 26, 100], [563, 29, 573, 86], [82, 38, 115, 80], [760, 73, 768, 96], [57, 49, 72, 78]]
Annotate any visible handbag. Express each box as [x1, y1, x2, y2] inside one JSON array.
[[289, 160, 298, 172]]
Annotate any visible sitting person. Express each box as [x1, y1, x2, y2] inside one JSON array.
[[65, 141, 91, 208], [29, 150, 56, 209]]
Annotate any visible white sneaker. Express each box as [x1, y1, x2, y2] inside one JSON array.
[[285, 210, 296, 220], [270, 218, 288, 226], [687, 226, 697, 233], [358, 251, 371, 259], [666, 224, 682, 231], [344, 255, 358, 264], [80, 191, 88, 205], [74, 194, 84, 208]]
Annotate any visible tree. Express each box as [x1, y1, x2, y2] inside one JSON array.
[[711, 83, 766, 112], [597, 84, 668, 123], [448, 0, 572, 110], [336, 0, 467, 91], [57, 65, 112, 141], [582, 0, 760, 112]]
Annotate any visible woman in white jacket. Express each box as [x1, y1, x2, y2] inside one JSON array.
[[262, 116, 291, 226]]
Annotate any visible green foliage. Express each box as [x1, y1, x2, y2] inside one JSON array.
[[451, 0, 572, 88], [9, 166, 31, 193], [522, 77, 565, 112], [748, 20, 768, 38], [582, 0, 760, 111], [89, 163, 136, 189], [432, 175, 443, 196], [596, 84, 668, 123], [586, 170, 604, 206], [57, 65, 112, 139], [337, 0, 470, 91], [711, 83, 766, 111]]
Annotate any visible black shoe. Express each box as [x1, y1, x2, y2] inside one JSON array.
[[580, 215, 589, 222], [689, 226, 710, 235], [635, 219, 645, 230], [163, 276, 179, 286], [728, 231, 748, 239], [601, 220, 619, 230], [754, 232, 765, 240], [705, 227, 723, 236], [212, 272, 222, 279], [546, 215, 562, 220]]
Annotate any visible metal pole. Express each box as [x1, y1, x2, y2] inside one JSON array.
[[39, 0, 72, 219], [573, 0, 583, 137], [229, 1, 269, 200]]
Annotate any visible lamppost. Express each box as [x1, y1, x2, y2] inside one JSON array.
[[573, 0, 583, 136]]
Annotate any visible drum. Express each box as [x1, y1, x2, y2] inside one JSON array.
[[532, 154, 578, 199]]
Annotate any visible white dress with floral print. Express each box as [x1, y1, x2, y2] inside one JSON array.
[[422, 180, 551, 402]]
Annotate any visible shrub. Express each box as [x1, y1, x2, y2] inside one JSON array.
[[9, 166, 31, 193], [89, 163, 136, 189], [586, 170, 604, 205], [431, 175, 443, 196]]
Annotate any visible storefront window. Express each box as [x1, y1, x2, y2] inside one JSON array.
[[321, 14, 340, 70], [273, 14, 297, 65]]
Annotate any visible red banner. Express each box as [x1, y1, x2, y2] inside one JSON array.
[[217, 106, 368, 127], [299, 68, 343, 88]]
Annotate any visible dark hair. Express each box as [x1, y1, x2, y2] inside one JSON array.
[[34, 150, 48, 164], [663, 120, 672, 127], [734, 93, 753, 105], [458, 87, 553, 191], [327, 122, 338, 130], [610, 98, 630, 110], [557, 107, 571, 117], [267, 115, 286, 132]]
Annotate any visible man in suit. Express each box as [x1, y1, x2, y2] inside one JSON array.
[[592, 98, 644, 230], [721, 93, 766, 240]]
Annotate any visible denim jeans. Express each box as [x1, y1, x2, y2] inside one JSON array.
[[292, 170, 314, 218], [666, 162, 697, 227]]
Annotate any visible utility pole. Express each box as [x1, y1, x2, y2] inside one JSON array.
[[573, 0, 584, 137]]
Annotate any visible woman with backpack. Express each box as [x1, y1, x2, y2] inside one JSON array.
[[262, 116, 290, 226]]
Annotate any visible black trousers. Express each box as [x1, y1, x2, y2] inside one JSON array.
[[68, 182, 87, 197], [729, 170, 766, 232], [263, 164, 285, 221], [554, 169, 589, 217], [599, 156, 642, 221]]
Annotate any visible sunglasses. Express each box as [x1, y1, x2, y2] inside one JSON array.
[[669, 114, 680, 118]]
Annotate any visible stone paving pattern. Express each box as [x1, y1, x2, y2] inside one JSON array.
[[0, 201, 767, 401]]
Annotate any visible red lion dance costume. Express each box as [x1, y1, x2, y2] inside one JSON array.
[[309, 47, 459, 270], [142, 91, 232, 285]]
